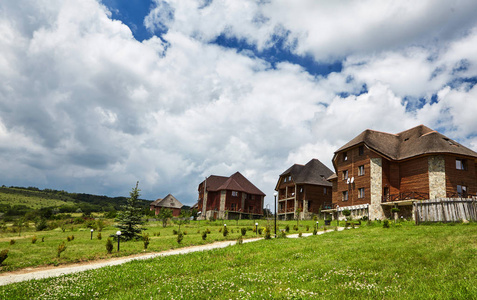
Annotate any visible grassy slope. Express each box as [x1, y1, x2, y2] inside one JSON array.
[[1, 223, 476, 299]]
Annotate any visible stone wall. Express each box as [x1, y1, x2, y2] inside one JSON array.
[[218, 190, 226, 219], [369, 158, 384, 220], [428, 155, 446, 199]]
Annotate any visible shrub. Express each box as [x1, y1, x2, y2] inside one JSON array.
[[223, 226, 228, 237], [142, 233, 150, 250], [57, 242, 66, 258], [241, 228, 247, 236], [206, 228, 211, 234], [96, 219, 105, 231], [342, 209, 351, 218], [383, 220, 390, 228], [218, 227, 222, 233], [306, 225, 310, 231], [41, 237, 45, 242], [285, 225, 290, 232], [32, 236, 37, 244], [106, 238, 113, 254], [258, 227, 263, 235], [177, 232, 184, 244], [172, 229, 178, 235], [391, 207, 400, 213], [237, 235, 243, 245], [0, 249, 8, 265], [183, 231, 187, 235], [67, 236, 71, 242], [279, 230, 287, 238], [97, 232, 102, 240], [298, 232, 302, 237], [35, 218, 48, 231], [264, 227, 271, 240], [313, 229, 317, 235], [202, 231, 207, 240], [361, 216, 369, 221], [9, 239, 15, 245], [293, 225, 298, 231]]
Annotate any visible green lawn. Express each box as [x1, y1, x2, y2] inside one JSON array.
[[0, 219, 319, 272], [1, 222, 476, 299]]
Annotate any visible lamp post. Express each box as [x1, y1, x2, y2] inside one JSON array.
[[255, 222, 258, 236], [90, 229, 94, 240], [274, 191, 278, 238], [316, 221, 319, 231], [116, 231, 121, 252]]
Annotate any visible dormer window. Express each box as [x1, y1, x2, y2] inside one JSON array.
[[232, 191, 238, 197], [343, 152, 348, 161]]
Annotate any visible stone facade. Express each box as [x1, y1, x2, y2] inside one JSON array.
[[428, 155, 446, 199], [369, 158, 384, 220], [218, 190, 227, 219]]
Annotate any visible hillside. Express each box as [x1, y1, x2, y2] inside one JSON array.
[[0, 186, 151, 219]]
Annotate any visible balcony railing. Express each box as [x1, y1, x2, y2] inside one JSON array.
[[278, 207, 296, 214], [224, 207, 263, 215], [322, 203, 336, 210], [382, 191, 429, 203]]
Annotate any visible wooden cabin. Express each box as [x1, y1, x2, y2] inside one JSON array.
[[275, 159, 333, 220], [325, 125, 477, 220], [150, 194, 183, 217], [197, 172, 265, 220]]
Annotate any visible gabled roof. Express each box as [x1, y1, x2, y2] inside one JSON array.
[[201, 172, 265, 196], [335, 125, 477, 161], [150, 194, 183, 209], [276, 159, 333, 189]]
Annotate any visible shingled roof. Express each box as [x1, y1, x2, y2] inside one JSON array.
[[335, 125, 477, 161], [150, 194, 183, 209], [201, 172, 265, 196], [277, 159, 333, 189]]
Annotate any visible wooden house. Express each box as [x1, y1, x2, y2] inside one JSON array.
[[275, 159, 333, 220], [325, 125, 477, 220], [150, 194, 183, 217], [197, 172, 265, 220]]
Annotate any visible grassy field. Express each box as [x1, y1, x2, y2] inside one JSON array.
[[0, 218, 320, 272], [0, 222, 475, 299]]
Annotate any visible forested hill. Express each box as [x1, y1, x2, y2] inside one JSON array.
[[0, 186, 152, 219]]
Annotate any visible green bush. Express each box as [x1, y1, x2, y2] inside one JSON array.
[[223, 226, 228, 237], [0, 249, 8, 265], [177, 232, 184, 244], [293, 225, 298, 231], [306, 225, 310, 231], [313, 229, 317, 235], [383, 220, 390, 228], [97, 232, 102, 240], [237, 235, 243, 245], [285, 225, 290, 232], [57, 242, 66, 258], [202, 231, 207, 240], [35, 218, 48, 231], [142, 233, 150, 250], [172, 229, 178, 235], [264, 227, 271, 240], [9, 239, 15, 245], [298, 232, 302, 237], [241, 228, 247, 236], [279, 230, 287, 239], [32, 236, 37, 244], [106, 238, 113, 254]]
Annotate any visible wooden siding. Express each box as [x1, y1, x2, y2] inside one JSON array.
[[399, 156, 429, 194], [445, 155, 477, 196]]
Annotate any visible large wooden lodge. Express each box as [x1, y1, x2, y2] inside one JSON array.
[[324, 125, 477, 220]]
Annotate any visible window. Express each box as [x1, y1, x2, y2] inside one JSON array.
[[358, 188, 365, 198], [342, 170, 348, 180], [288, 176, 291, 181], [457, 185, 467, 197], [232, 191, 238, 197], [359, 145, 364, 156], [299, 188, 303, 193], [358, 165, 365, 176], [342, 191, 348, 201], [456, 159, 467, 170], [343, 152, 348, 161], [284, 177, 287, 183], [231, 203, 236, 210], [323, 187, 327, 195]]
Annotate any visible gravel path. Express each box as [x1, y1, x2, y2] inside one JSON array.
[[0, 227, 345, 286]]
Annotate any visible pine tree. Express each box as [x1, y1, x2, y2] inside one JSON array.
[[115, 181, 145, 241]]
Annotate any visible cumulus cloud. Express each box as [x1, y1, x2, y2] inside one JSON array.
[[1, 0, 477, 207]]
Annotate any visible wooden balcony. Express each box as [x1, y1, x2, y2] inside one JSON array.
[[382, 191, 429, 203], [225, 206, 263, 215]]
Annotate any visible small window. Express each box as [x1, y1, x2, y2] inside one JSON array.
[[232, 191, 238, 197], [342, 191, 348, 201], [323, 187, 327, 195], [284, 177, 287, 183], [456, 159, 467, 170], [288, 176, 291, 181], [342, 170, 348, 180], [300, 188, 303, 193], [358, 145, 364, 156], [457, 185, 467, 197], [343, 152, 348, 161], [358, 188, 365, 198], [358, 165, 365, 176], [231, 203, 236, 210]]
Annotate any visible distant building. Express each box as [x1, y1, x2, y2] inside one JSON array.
[[275, 158, 333, 220], [197, 172, 265, 220], [150, 194, 183, 217], [325, 125, 477, 220]]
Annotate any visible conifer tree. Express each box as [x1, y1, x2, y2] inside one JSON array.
[[115, 181, 145, 241]]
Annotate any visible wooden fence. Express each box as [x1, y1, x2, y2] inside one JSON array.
[[414, 197, 477, 224]]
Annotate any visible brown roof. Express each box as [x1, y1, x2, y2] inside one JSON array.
[[277, 159, 333, 189], [335, 125, 477, 161], [201, 172, 265, 196], [150, 194, 183, 209]]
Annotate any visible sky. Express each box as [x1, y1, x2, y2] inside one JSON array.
[[1, 1, 477, 206]]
